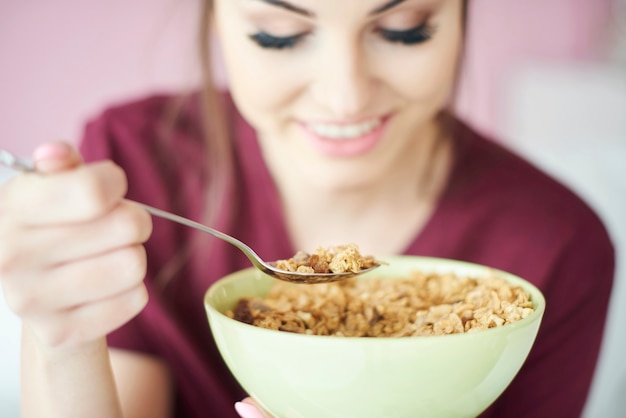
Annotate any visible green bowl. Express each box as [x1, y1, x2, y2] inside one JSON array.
[[204, 256, 545, 418]]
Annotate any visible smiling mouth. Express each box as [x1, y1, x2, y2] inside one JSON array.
[[305, 118, 383, 140]]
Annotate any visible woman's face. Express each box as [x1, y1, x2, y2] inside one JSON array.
[[213, 0, 464, 191]]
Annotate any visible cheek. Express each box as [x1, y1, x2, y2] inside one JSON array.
[[383, 34, 462, 109], [217, 29, 305, 129]]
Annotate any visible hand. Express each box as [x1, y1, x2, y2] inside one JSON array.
[[235, 397, 273, 418], [0, 142, 152, 351]]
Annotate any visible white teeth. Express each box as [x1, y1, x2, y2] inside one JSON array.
[[308, 118, 381, 140]]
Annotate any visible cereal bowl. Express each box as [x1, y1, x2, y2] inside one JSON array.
[[204, 256, 545, 418]]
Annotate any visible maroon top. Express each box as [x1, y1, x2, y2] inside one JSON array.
[[79, 93, 614, 418]]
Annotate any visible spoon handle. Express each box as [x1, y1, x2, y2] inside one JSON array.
[[0, 149, 35, 172], [134, 203, 263, 266], [0, 148, 266, 270]]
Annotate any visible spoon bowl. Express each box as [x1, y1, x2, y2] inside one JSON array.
[[0, 149, 380, 284]]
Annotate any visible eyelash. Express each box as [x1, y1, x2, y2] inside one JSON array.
[[249, 22, 436, 50], [248, 32, 303, 50], [378, 22, 437, 45]]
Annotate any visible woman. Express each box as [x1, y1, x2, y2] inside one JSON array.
[[0, 0, 614, 417]]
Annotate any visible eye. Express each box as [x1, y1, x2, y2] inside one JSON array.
[[249, 31, 305, 50], [378, 22, 437, 45]]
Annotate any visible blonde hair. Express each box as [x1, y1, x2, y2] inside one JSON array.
[[155, 0, 234, 288], [197, 0, 234, 228]]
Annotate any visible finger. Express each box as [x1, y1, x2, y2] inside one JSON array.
[[33, 141, 83, 173], [1, 160, 128, 225], [29, 282, 149, 349], [3, 245, 147, 315], [235, 398, 273, 418], [47, 245, 148, 309], [0, 201, 152, 273], [235, 401, 266, 418]]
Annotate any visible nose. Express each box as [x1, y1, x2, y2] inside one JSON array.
[[310, 37, 374, 118]]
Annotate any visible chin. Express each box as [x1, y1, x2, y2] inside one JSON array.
[[295, 159, 379, 193]]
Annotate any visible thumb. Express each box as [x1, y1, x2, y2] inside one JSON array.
[[33, 141, 83, 174], [234, 398, 269, 418]]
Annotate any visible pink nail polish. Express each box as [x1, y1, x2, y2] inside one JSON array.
[[234, 401, 265, 418], [33, 142, 71, 161]]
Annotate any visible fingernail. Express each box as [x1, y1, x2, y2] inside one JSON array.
[[33, 142, 72, 161], [234, 401, 265, 418]]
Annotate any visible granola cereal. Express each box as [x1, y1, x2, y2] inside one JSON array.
[[274, 244, 380, 274], [228, 270, 534, 337]]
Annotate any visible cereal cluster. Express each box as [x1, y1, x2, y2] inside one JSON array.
[[274, 244, 380, 274], [229, 271, 534, 337]]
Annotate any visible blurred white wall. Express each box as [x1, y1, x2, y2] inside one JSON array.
[[0, 0, 623, 417], [502, 64, 626, 418], [496, 3, 626, 415], [0, 281, 20, 418]]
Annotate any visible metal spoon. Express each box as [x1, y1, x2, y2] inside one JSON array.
[[0, 149, 380, 284]]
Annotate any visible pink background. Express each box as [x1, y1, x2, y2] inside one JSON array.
[[0, 0, 201, 156], [0, 0, 612, 156]]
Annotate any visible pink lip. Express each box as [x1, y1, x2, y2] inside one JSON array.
[[299, 115, 391, 158]]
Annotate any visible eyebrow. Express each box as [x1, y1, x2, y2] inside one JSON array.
[[253, 0, 314, 17], [370, 0, 409, 15]]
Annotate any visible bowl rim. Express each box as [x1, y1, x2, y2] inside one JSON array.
[[204, 255, 546, 342]]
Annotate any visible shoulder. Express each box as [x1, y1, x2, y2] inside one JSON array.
[[79, 90, 240, 170], [78, 92, 217, 216], [79, 92, 204, 162], [446, 120, 614, 285], [452, 121, 605, 237], [96, 93, 182, 124]]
